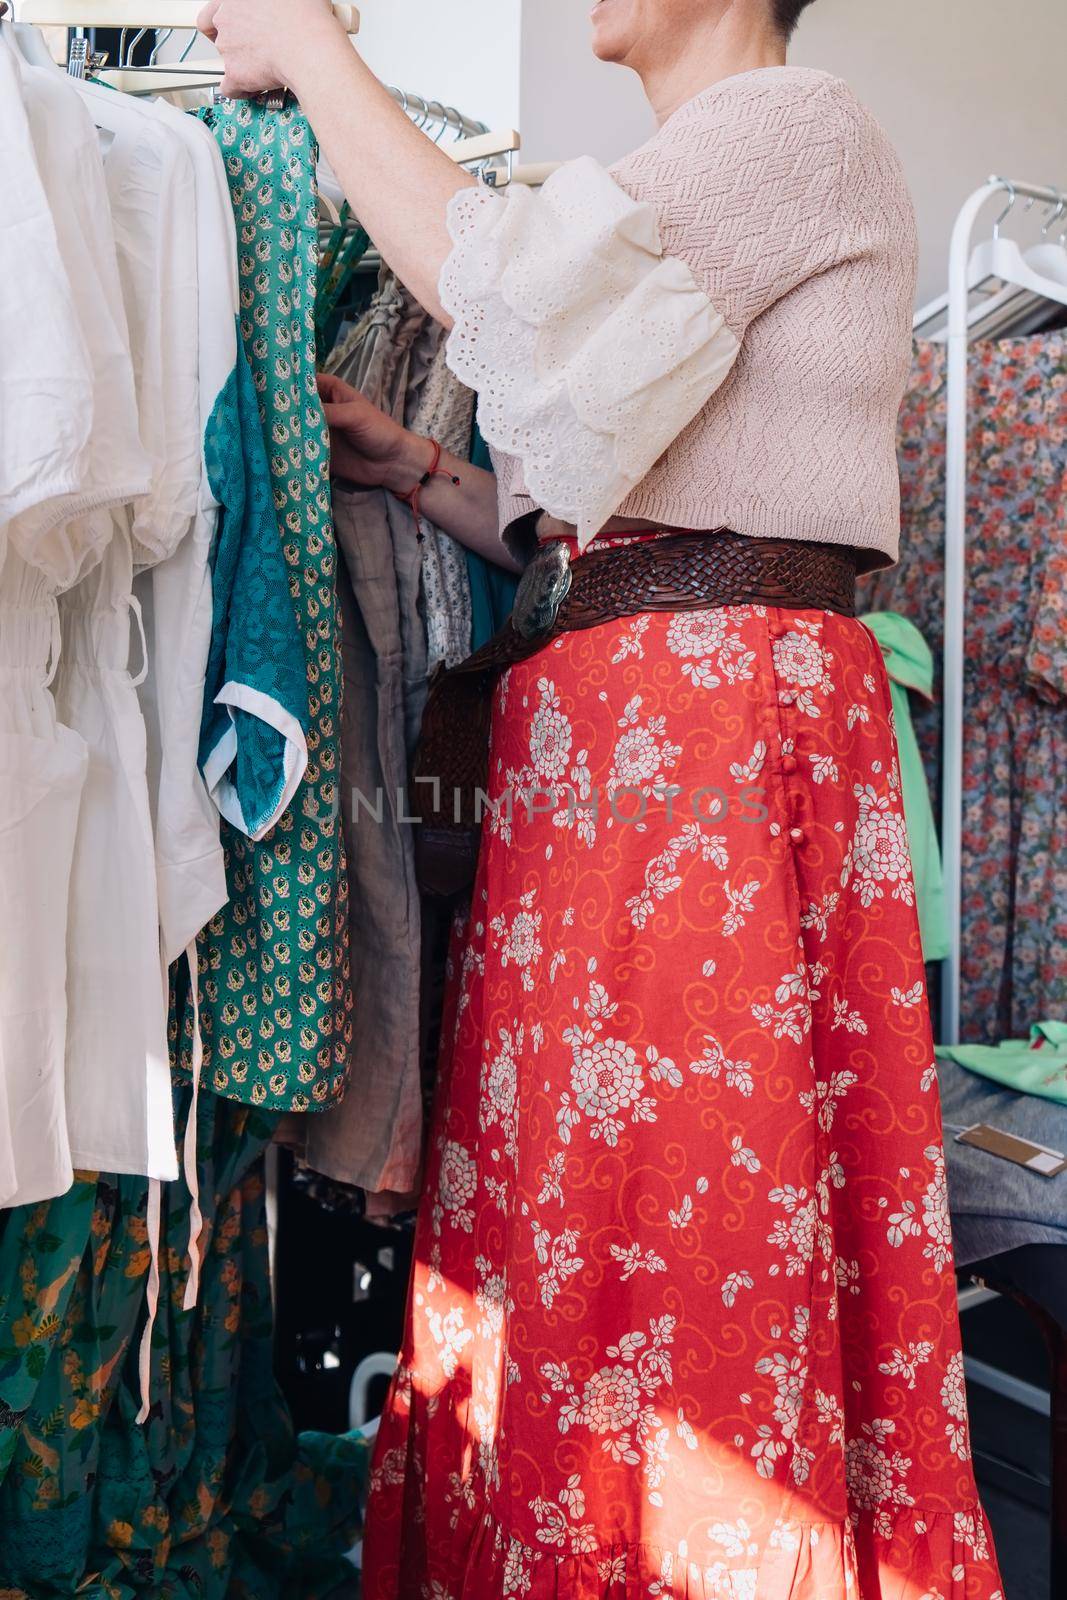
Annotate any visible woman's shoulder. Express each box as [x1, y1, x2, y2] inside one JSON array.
[[614, 65, 912, 232]]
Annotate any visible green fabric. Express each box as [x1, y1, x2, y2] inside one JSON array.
[[937, 1020, 1067, 1105], [464, 425, 519, 651], [189, 100, 353, 1114], [0, 1092, 365, 1597], [199, 336, 311, 839], [861, 611, 952, 963]]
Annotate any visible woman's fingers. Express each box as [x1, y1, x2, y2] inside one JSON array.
[[317, 371, 359, 405]]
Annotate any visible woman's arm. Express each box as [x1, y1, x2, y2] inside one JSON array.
[[198, 0, 475, 322], [317, 375, 518, 572]]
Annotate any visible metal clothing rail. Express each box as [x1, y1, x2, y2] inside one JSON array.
[[941, 176, 1067, 1044]]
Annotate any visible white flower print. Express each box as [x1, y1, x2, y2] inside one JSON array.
[[627, 824, 730, 930], [666, 607, 757, 688], [572, 1037, 643, 1118], [729, 1135, 761, 1173], [879, 1340, 935, 1390], [800, 889, 841, 942], [749, 1306, 810, 1482], [690, 1034, 755, 1096], [529, 1473, 597, 1554], [537, 1150, 567, 1206], [721, 1270, 755, 1307], [433, 1139, 477, 1234], [481, 1025, 520, 1152], [921, 1144, 954, 1272], [845, 1420, 915, 1511], [722, 878, 762, 937], [474, 1254, 508, 1339], [541, 1316, 676, 1500], [772, 623, 834, 716], [528, 676, 572, 781], [729, 740, 767, 783], [493, 894, 543, 991], [424, 1303, 473, 1379], [557, 976, 660, 1146], [611, 613, 650, 663], [767, 1187, 818, 1277], [531, 1221, 584, 1309], [501, 1534, 534, 1596], [609, 1241, 667, 1282], [940, 1351, 972, 1460], [843, 784, 915, 908], [608, 696, 681, 796]]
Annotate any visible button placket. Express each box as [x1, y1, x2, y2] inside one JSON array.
[[768, 611, 806, 848]]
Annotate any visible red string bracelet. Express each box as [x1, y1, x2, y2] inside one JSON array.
[[391, 438, 461, 540]]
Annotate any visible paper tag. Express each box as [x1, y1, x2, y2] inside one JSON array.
[[955, 1123, 1067, 1177]]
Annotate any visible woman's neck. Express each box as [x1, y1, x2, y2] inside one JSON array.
[[637, 5, 788, 125]]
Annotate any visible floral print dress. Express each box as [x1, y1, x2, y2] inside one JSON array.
[[364, 597, 1003, 1598], [864, 335, 1067, 1041]]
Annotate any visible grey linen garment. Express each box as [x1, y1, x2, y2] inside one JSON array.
[[405, 341, 475, 672], [937, 1054, 1067, 1265], [300, 270, 448, 1200]]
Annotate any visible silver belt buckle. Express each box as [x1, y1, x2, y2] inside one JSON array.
[[512, 541, 573, 640]]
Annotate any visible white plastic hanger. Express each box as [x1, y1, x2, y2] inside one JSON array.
[[967, 183, 1067, 307]]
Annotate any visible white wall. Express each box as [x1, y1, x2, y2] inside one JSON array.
[[791, 0, 1067, 303], [518, 1, 652, 168], [512, 0, 1067, 305], [354, 0, 523, 134]]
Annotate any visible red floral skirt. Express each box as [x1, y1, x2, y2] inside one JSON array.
[[364, 604, 1003, 1599]]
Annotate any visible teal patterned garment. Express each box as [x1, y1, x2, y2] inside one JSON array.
[[186, 99, 353, 1113], [0, 1095, 365, 1597], [199, 336, 311, 841]]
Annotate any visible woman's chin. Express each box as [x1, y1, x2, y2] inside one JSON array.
[[589, 0, 634, 63]]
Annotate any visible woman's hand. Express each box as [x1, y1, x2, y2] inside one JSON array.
[[197, 0, 343, 99], [317, 373, 434, 494]]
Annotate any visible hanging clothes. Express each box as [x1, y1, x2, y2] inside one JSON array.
[[405, 338, 475, 673], [2, 41, 151, 590], [180, 99, 352, 1114], [299, 269, 442, 1199], [131, 99, 235, 963], [865, 335, 1067, 1041], [860, 611, 951, 962], [0, 1092, 366, 1596], [0, 553, 87, 1210], [46, 77, 208, 1185], [0, 42, 156, 1208]]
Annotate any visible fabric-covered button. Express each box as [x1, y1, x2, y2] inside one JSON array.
[[778, 689, 796, 706], [770, 623, 788, 640], [789, 827, 805, 844], [782, 754, 798, 775]]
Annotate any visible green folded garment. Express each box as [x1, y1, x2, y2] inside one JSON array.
[[937, 1020, 1067, 1105]]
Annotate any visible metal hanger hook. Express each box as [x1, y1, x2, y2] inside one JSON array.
[[1041, 191, 1067, 238], [149, 26, 173, 66], [991, 181, 1016, 241]]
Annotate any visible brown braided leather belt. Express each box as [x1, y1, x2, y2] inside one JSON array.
[[413, 529, 858, 898]]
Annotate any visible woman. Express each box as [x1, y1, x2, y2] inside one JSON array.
[[201, 2, 1003, 1596]]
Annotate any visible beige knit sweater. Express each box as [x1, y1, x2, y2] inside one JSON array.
[[440, 67, 918, 570]]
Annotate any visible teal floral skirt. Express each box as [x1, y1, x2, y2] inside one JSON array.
[[0, 1090, 364, 1597]]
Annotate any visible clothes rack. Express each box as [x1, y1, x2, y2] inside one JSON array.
[[941, 175, 1067, 1045]]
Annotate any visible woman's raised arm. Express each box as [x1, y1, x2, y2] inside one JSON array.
[[197, 0, 476, 321]]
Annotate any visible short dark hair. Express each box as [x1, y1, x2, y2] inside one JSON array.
[[772, 0, 816, 38]]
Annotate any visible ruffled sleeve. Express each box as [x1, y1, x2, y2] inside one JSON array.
[[438, 158, 740, 551]]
